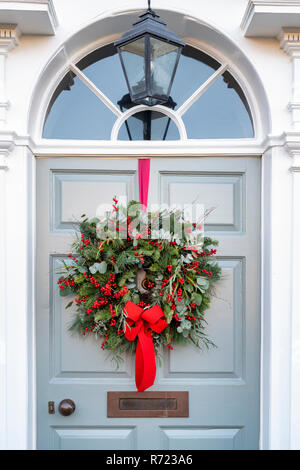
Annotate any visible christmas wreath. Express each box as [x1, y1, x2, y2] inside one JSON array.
[[57, 199, 221, 391]]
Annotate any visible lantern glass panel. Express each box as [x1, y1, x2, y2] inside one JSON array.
[[118, 111, 180, 141], [120, 37, 146, 99], [149, 37, 180, 97]]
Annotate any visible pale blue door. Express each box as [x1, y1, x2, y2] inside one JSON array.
[[36, 157, 261, 450]]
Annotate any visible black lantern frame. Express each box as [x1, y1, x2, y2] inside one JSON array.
[[117, 93, 177, 140], [114, 2, 185, 106]]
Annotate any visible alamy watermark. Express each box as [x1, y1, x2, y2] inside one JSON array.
[[95, 197, 210, 248]]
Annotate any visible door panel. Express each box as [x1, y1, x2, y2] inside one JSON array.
[[167, 258, 244, 378], [160, 427, 244, 450], [36, 157, 260, 450], [50, 426, 137, 451]]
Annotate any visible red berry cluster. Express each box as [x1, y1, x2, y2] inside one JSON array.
[[134, 251, 144, 264], [67, 253, 78, 264], [57, 277, 75, 290], [185, 313, 196, 322], [137, 301, 150, 308], [82, 323, 96, 335], [101, 332, 109, 349], [80, 233, 91, 247], [174, 312, 181, 322], [114, 285, 129, 299], [112, 197, 118, 212], [86, 297, 109, 315], [109, 304, 116, 317], [161, 275, 172, 288], [188, 260, 213, 277], [83, 271, 101, 288], [100, 274, 117, 296], [148, 240, 163, 250], [177, 287, 183, 302], [75, 296, 87, 304], [198, 248, 217, 256]]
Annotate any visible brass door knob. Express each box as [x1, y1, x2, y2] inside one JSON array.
[[58, 399, 76, 416]]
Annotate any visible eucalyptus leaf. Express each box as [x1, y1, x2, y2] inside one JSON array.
[[89, 261, 107, 274], [60, 287, 72, 297], [186, 284, 193, 293], [196, 277, 209, 291], [176, 304, 185, 312], [181, 319, 192, 330], [126, 283, 136, 289], [98, 261, 107, 274], [77, 265, 86, 274], [193, 293, 203, 306]]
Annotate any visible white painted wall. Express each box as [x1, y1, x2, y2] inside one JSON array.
[[0, 0, 300, 450]]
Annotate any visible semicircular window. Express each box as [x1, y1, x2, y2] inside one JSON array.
[[42, 43, 254, 140]]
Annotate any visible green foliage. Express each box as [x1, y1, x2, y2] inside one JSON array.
[[58, 200, 222, 363]]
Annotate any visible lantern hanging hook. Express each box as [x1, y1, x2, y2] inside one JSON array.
[[147, 0, 154, 13], [143, 0, 159, 19]]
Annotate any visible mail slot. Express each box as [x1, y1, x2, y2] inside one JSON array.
[[107, 391, 189, 418], [120, 398, 177, 411]]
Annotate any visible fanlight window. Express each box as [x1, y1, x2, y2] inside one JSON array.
[[43, 44, 254, 141]]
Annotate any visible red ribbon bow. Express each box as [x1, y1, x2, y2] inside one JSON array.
[[123, 300, 168, 392]]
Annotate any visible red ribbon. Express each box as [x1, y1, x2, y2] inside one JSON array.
[[138, 159, 150, 211], [123, 300, 168, 392]]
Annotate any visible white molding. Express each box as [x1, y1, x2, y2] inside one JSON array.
[[241, 0, 300, 37], [290, 165, 300, 448], [0, 25, 19, 128], [0, 164, 7, 449], [279, 28, 300, 56], [279, 30, 300, 131], [31, 138, 264, 157], [0, 1, 58, 35], [0, 24, 20, 53], [110, 104, 187, 141], [0, 145, 36, 449]]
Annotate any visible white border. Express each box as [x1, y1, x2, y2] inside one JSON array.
[[4, 5, 298, 450]]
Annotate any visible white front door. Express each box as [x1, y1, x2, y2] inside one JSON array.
[[36, 156, 261, 450]]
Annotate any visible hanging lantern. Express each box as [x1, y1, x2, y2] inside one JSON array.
[[115, 1, 185, 106]]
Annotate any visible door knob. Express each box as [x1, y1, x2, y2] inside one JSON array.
[[58, 399, 76, 416]]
